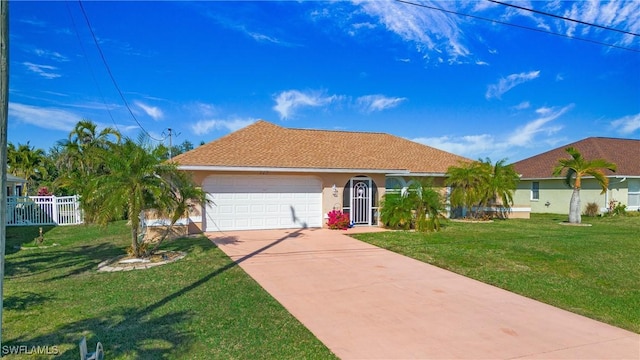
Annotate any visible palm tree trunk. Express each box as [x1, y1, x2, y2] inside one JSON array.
[[130, 224, 140, 257], [569, 187, 581, 224]]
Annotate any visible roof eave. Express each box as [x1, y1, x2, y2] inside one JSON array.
[[519, 175, 640, 180], [177, 165, 411, 174], [386, 172, 447, 177]]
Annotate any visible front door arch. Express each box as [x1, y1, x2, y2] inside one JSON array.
[[343, 176, 378, 226]]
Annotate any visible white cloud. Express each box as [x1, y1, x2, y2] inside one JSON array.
[[248, 31, 285, 45], [412, 104, 573, 160], [273, 90, 340, 119], [506, 105, 572, 146], [611, 113, 640, 134], [9, 102, 81, 131], [353, 0, 470, 63], [134, 101, 164, 120], [413, 134, 497, 157], [190, 102, 218, 118], [191, 118, 256, 135], [205, 11, 293, 47], [34, 49, 69, 62], [23, 62, 61, 79], [485, 70, 540, 99], [561, 1, 640, 46], [476, 60, 490, 66], [352, 22, 376, 31], [356, 95, 406, 113], [513, 101, 531, 110]]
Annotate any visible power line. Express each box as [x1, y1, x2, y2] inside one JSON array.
[[487, 0, 640, 38], [77, 0, 163, 141], [65, 2, 121, 134], [394, 0, 640, 53]]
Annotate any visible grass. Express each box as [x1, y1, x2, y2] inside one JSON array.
[[3, 222, 336, 359], [352, 213, 640, 334]]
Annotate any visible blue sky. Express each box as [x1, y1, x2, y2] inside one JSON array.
[[8, 1, 640, 162]]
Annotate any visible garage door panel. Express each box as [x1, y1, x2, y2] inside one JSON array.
[[204, 175, 322, 231], [235, 205, 250, 214]]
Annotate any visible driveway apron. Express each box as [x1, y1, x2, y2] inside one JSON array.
[[209, 228, 640, 359]]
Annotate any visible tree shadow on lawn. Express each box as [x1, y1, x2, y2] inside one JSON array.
[[5, 242, 123, 281], [5, 306, 194, 359], [5, 225, 56, 255], [3, 291, 55, 311], [5, 231, 303, 358]]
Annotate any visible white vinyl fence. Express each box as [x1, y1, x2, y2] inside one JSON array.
[[6, 195, 83, 226]]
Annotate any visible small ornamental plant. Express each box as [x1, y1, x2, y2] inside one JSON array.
[[327, 210, 350, 230], [37, 187, 53, 196]]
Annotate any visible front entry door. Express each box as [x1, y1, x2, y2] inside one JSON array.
[[350, 177, 372, 225]]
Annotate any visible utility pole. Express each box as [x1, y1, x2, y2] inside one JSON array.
[[163, 128, 180, 160], [166, 128, 173, 159], [0, 0, 9, 350]]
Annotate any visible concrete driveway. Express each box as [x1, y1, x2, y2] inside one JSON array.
[[208, 228, 639, 359]]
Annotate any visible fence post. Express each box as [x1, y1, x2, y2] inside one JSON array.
[[52, 195, 59, 225], [75, 195, 82, 224]]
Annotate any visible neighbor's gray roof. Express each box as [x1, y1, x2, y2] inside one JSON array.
[[7, 174, 27, 183]]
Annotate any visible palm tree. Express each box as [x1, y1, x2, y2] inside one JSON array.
[[7, 142, 50, 195], [56, 120, 121, 221], [68, 119, 121, 149], [478, 158, 520, 218], [552, 147, 617, 224], [445, 161, 485, 218], [380, 179, 445, 232], [380, 191, 414, 230], [88, 136, 205, 258], [445, 158, 520, 219], [410, 179, 445, 232], [60, 119, 121, 175]]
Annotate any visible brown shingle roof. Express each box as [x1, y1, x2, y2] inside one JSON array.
[[172, 120, 470, 173], [512, 137, 640, 178]]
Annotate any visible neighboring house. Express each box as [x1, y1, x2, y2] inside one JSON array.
[[172, 120, 470, 232], [7, 174, 26, 196], [512, 137, 640, 215]]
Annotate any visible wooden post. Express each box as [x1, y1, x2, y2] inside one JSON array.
[[0, 0, 9, 349]]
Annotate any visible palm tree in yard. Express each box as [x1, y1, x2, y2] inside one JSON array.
[[445, 161, 484, 218], [380, 179, 445, 232], [446, 158, 520, 219], [56, 120, 121, 221], [7, 142, 49, 195], [478, 158, 520, 218], [59, 119, 121, 176], [88, 136, 205, 258], [552, 147, 617, 224]]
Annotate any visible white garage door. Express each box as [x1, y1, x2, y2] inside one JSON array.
[[203, 175, 323, 231]]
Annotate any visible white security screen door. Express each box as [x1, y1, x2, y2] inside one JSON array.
[[350, 177, 372, 225]]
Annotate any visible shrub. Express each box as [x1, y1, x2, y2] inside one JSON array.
[[612, 203, 627, 216], [37, 187, 53, 196], [584, 202, 600, 217], [380, 193, 413, 230], [327, 210, 350, 230], [606, 200, 627, 216], [380, 179, 445, 232]]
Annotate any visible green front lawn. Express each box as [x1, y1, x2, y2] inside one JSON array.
[[352, 213, 640, 333], [3, 222, 336, 359]]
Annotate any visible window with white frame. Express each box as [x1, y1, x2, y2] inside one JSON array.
[[628, 179, 640, 208], [531, 181, 539, 200]]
